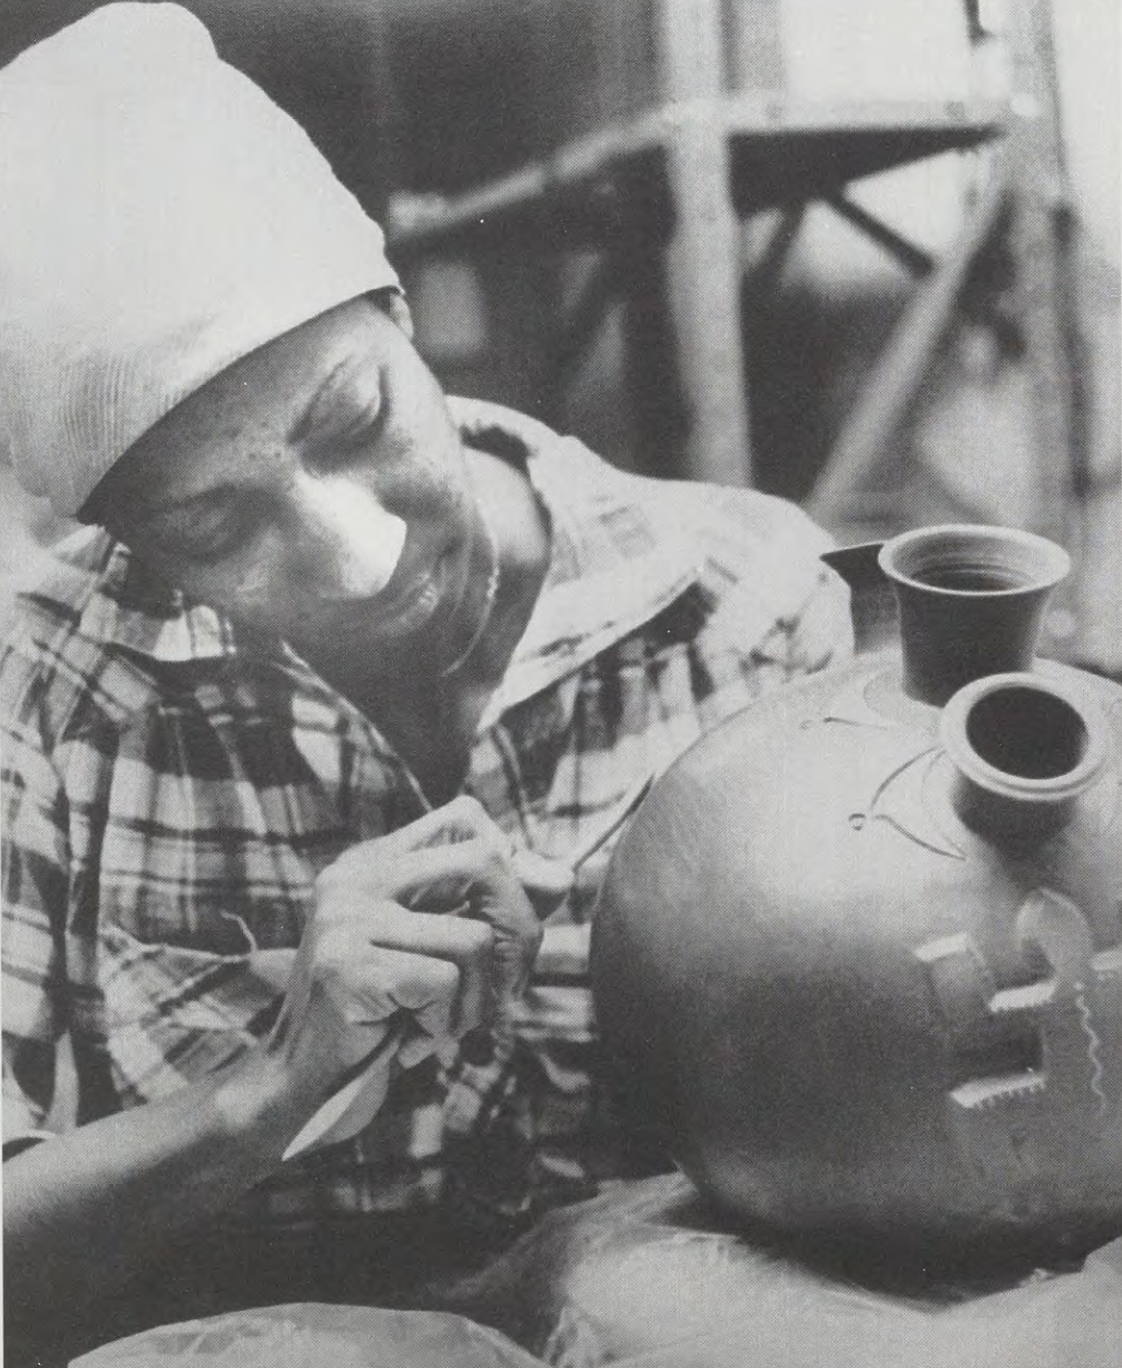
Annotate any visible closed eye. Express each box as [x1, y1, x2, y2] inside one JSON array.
[[291, 355, 386, 466], [155, 491, 264, 564], [304, 404, 386, 465]]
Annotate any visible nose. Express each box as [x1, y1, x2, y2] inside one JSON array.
[[290, 469, 407, 598]]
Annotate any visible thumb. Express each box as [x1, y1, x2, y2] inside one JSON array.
[[511, 847, 574, 917]]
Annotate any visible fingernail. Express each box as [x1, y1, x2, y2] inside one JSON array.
[[460, 1027, 496, 1066]]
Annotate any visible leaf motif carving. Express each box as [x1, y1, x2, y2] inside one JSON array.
[[867, 746, 966, 861]]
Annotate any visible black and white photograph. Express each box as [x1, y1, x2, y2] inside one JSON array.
[[1, 2, 1120, 1364]]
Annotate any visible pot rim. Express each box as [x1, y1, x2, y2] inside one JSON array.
[[878, 524, 1071, 599], [940, 671, 1109, 802]]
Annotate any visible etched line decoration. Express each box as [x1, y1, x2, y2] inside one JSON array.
[[866, 746, 966, 860]]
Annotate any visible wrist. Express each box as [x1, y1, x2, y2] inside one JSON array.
[[208, 1041, 321, 1160]]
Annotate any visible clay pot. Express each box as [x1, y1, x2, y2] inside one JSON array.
[[592, 525, 1122, 1261]]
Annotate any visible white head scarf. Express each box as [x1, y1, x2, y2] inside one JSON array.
[[0, 3, 403, 517]]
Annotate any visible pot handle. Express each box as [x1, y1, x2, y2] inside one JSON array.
[[820, 541, 895, 655]]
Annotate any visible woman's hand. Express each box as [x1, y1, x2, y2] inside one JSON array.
[[258, 796, 545, 1150]]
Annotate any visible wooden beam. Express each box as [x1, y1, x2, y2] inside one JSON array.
[[1004, 0, 1086, 659], [726, 0, 785, 93], [1005, 0, 1081, 540], [545, 254, 620, 381], [744, 206, 806, 305], [384, 96, 1004, 259], [825, 192, 1021, 349], [807, 155, 1011, 524], [720, 95, 1006, 137], [656, 0, 752, 484], [824, 195, 935, 277]]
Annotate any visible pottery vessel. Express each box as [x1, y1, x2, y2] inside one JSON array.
[[592, 525, 1122, 1259]]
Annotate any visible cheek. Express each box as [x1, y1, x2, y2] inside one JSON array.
[[228, 550, 279, 613], [162, 539, 289, 627], [381, 363, 468, 508]]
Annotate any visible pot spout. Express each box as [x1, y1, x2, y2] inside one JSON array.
[[939, 673, 1109, 841], [878, 525, 1070, 706]]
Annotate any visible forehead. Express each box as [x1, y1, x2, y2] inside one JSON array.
[[90, 296, 392, 517]]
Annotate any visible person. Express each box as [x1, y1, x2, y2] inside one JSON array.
[[0, 4, 852, 1359]]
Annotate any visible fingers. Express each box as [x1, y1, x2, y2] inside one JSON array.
[[322, 838, 538, 993], [322, 795, 500, 887], [347, 838, 496, 914], [384, 840, 542, 1003], [317, 902, 494, 1035], [380, 838, 513, 912], [273, 799, 584, 1145], [318, 797, 542, 1006], [386, 793, 506, 853]]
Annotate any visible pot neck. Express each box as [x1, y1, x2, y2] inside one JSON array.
[[939, 674, 1107, 841], [877, 525, 1069, 705]]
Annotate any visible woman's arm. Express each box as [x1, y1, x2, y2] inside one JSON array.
[[3, 796, 542, 1357], [2, 1040, 314, 1352]]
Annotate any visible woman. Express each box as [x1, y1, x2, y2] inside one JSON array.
[[0, 5, 851, 1358]]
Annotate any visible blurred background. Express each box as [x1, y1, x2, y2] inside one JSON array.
[[2, 0, 1118, 672]]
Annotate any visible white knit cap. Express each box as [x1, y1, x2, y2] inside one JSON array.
[[0, 3, 402, 517]]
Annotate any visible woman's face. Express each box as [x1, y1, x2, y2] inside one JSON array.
[[92, 298, 492, 683]]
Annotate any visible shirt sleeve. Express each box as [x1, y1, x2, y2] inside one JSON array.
[[685, 483, 854, 683], [784, 557, 854, 677], [2, 698, 68, 1145]]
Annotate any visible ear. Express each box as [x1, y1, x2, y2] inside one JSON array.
[[373, 288, 414, 340]]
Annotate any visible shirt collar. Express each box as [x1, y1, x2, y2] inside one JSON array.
[[77, 397, 704, 708], [450, 400, 704, 723], [64, 529, 237, 664]]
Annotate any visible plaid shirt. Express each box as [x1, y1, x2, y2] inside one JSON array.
[[2, 398, 851, 1229]]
